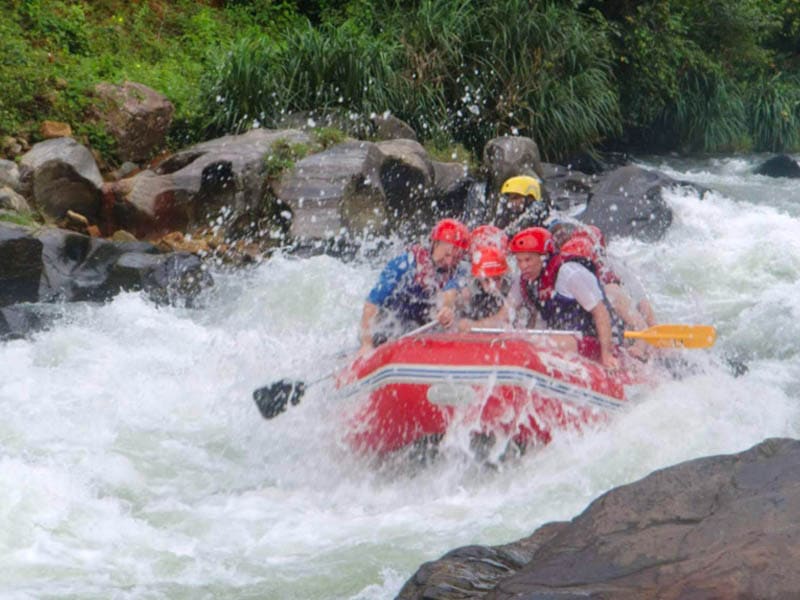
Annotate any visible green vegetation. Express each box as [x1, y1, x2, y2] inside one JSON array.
[[1, 0, 799, 165]]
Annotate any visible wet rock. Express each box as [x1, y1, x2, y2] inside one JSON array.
[[0, 159, 20, 191], [110, 128, 312, 237], [580, 165, 675, 241], [397, 523, 568, 600], [540, 163, 597, 212], [93, 81, 174, 163], [482, 136, 545, 193], [0, 305, 47, 340], [401, 438, 800, 600], [482, 137, 546, 220], [753, 154, 800, 178], [0, 223, 43, 307], [0, 186, 32, 214], [376, 139, 434, 225], [371, 113, 418, 141], [276, 140, 388, 239], [431, 161, 475, 218], [18, 138, 103, 221], [108, 251, 212, 306]]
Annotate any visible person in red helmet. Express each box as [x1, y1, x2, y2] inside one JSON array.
[[508, 227, 623, 370], [561, 226, 657, 332], [358, 218, 470, 355], [469, 224, 509, 254], [445, 245, 513, 332]]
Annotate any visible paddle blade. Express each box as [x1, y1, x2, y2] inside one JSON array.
[[624, 324, 717, 349], [252, 379, 306, 419]]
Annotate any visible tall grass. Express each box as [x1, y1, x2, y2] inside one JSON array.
[[748, 73, 800, 152], [202, 21, 403, 135], [202, 0, 621, 161]]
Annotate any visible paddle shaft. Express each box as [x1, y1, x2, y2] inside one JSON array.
[[253, 320, 439, 420]]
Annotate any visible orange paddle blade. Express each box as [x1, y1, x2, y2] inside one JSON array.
[[624, 324, 717, 349]]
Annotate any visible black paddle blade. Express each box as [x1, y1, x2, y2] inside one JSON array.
[[252, 379, 306, 419]]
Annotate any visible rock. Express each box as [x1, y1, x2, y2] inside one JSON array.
[[431, 160, 475, 218], [109, 161, 141, 181], [157, 231, 210, 255], [376, 139, 434, 224], [753, 154, 800, 178], [482, 136, 545, 194], [111, 229, 138, 243], [0, 224, 43, 307], [401, 438, 800, 600], [0, 305, 47, 340], [540, 162, 597, 212], [0, 159, 20, 190], [397, 523, 568, 600], [93, 81, 175, 162], [482, 136, 546, 220], [40, 120, 72, 139], [276, 140, 388, 239], [371, 113, 418, 141], [0, 186, 32, 214], [110, 128, 312, 237], [18, 137, 103, 221], [580, 165, 675, 241], [107, 251, 212, 306]]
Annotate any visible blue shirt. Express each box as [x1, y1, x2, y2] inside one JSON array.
[[367, 251, 466, 307]]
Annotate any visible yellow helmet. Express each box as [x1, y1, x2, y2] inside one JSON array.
[[500, 175, 542, 201]]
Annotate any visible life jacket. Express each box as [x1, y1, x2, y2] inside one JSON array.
[[383, 245, 455, 326], [519, 252, 624, 343], [463, 278, 508, 321]]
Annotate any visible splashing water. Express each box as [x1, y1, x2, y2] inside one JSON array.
[[2, 156, 800, 598]]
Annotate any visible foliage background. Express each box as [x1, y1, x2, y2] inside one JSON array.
[[1, 0, 798, 165]]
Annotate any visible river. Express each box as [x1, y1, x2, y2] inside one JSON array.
[[1, 155, 799, 598]]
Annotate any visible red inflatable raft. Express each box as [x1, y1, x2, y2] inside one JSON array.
[[337, 331, 647, 455]]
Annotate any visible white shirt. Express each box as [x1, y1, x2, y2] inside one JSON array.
[[554, 262, 603, 311]]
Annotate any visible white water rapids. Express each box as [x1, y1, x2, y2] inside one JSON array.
[[2, 155, 800, 598]]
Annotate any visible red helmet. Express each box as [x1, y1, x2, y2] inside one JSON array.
[[571, 225, 606, 249], [431, 218, 470, 251], [470, 225, 509, 253], [471, 245, 509, 278], [559, 236, 595, 260], [509, 227, 554, 255]]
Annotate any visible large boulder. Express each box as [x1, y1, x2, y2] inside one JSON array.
[[275, 140, 388, 239], [371, 113, 418, 141], [33, 227, 211, 305], [18, 138, 104, 221], [540, 162, 597, 213], [376, 139, 435, 224], [579, 165, 675, 241], [0, 223, 43, 307], [107, 128, 312, 237], [0, 305, 47, 341], [106, 252, 212, 306], [0, 186, 32, 214], [431, 161, 476, 219], [93, 81, 174, 163], [0, 158, 20, 191], [36, 227, 158, 301], [753, 154, 800, 178], [482, 136, 545, 193], [399, 438, 800, 599]]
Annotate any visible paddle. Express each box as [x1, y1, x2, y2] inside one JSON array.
[[472, 324, 717, 349], [623, 324, 716, 349], [252, 320, 439, 420]]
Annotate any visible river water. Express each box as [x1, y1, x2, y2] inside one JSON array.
[[1, 155, 799, 599]]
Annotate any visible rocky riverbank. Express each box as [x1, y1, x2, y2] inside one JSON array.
[[399, 437, 800, 599]]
